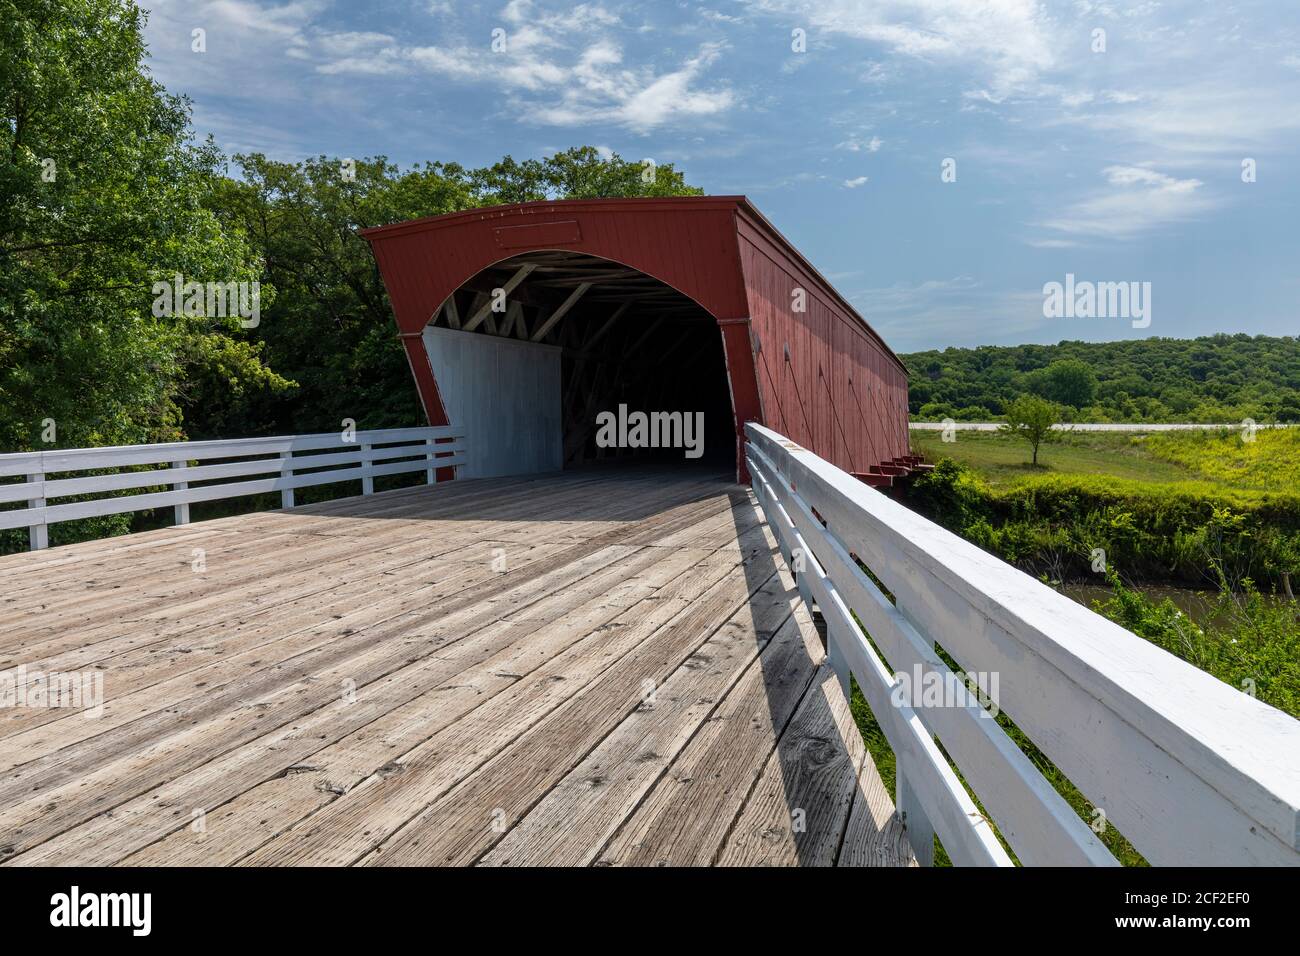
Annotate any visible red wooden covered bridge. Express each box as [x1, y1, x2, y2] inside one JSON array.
[[3, 199, 1296, 869], [361, 196, 918, 485]]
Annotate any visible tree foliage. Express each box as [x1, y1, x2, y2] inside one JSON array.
[[1001, 395, 1061, 465], [1041, 358, 1097, 408], [468, 146, 703, 204], [906, 335, 1300, 423], [0, 0, 289, 451]]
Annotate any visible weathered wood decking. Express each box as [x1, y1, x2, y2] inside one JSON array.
[[0, 467, 909, 867]]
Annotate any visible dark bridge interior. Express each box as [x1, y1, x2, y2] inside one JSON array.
[[434, 251, 735, 470]]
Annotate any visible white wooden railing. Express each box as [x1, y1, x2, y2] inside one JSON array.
[[0, 426, 467, 551], [745, 423, 1300, 866]]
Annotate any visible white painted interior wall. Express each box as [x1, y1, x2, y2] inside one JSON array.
[[421, 325, 563, 479]]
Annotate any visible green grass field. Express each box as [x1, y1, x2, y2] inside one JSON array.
[[1145, 428, 1300, 491], [910, 427, 1289, 492]]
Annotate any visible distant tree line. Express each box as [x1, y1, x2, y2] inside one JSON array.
[[903, 335, 1300, 423]]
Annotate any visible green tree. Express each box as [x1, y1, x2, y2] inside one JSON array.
[[468, 146, 703, 204], [1001, 395, 1061, 465], [1044, 358, 1098, 408], [0, 0, 289, 451], [196, 154, 478, 436]]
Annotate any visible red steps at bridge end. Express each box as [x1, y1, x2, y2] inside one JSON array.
[[869, 464, 908, 477], [852, 471, 894, 489], [853, 455, 936, 489]]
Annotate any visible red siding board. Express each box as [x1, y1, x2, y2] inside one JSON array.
[[362, 196, 908, 480]]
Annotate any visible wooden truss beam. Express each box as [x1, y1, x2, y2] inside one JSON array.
[[463, 263, 536, 333], [530, 281, 591, 342], [442, 295, 461, 330]]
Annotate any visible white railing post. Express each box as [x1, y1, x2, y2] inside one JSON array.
[[172, 460, 190, 525], [28, 470, 47, 551], [280, 451, 294, 508], [824, 630, 851, 700], [791, 559, 815, 612], [896, 754, 936, 866], [361, 443, 374, 495], [425, 438, 435, 484]]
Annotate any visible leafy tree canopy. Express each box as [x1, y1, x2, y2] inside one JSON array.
[[906, 335, 1300, 424], [1001, 394, 1061, 465], [0, 0, 288, 451]]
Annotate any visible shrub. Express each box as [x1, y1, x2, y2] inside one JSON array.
[[901, 459, 1300, 587]]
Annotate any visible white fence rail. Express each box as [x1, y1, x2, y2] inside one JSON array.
[[745, 422, 1300, 866], [1, 426, 466, 551]]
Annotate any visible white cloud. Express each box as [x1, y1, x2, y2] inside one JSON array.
[[203, 0, 325, 39], [540, 41, 733, 129], [848, 276, 1046, 350], [316, 31, 394, 56], [1023, 237, 1080, 249], [747, 0, 1056, 99], [843, 176, 869, 188], [748, 0, 1300, 160], [1100, 166, 1197, 190], [860, 61, 888, 84], [1037, 165, 1219, 239], [699, 8, 744, 24], [839, 134, 882, 152], [309, 1, 734, 131], [502, 0, 620, 34], [1066, 83, 1300, 155]]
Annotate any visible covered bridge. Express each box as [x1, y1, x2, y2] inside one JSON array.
[[361, 196, 911, 483]]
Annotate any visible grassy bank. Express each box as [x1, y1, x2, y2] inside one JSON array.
[[900, 426, 1299, 715], [906, 429, 1300, 589], [911, 425, 1300, 492]]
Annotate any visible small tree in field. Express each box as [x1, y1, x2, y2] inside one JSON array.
[[1002, 396, 1061, 466]]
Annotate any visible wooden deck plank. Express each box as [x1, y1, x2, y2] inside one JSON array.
[[0, 469, 713, 634], [117, 545, 731, 867], [356, 563, 797, 867], [0, 481, 723, 673], [18, 546, 720, 866], [0, 535, 554, 681], [0, 467, 702, 612], [595, 604, 827, 866], [0, 489, 733, 759], [837, 756, 916, 868], [0, 539, 599, 763], [479, 568, 817, 867], [0, 467, 897, 867], [0, 519, 711, 841], [239, 548, 768, 866], [0, 480, 732, 858], [715, 664, 869, 867]]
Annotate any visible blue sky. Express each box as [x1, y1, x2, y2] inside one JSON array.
[[140, 0, 1300, 352]]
